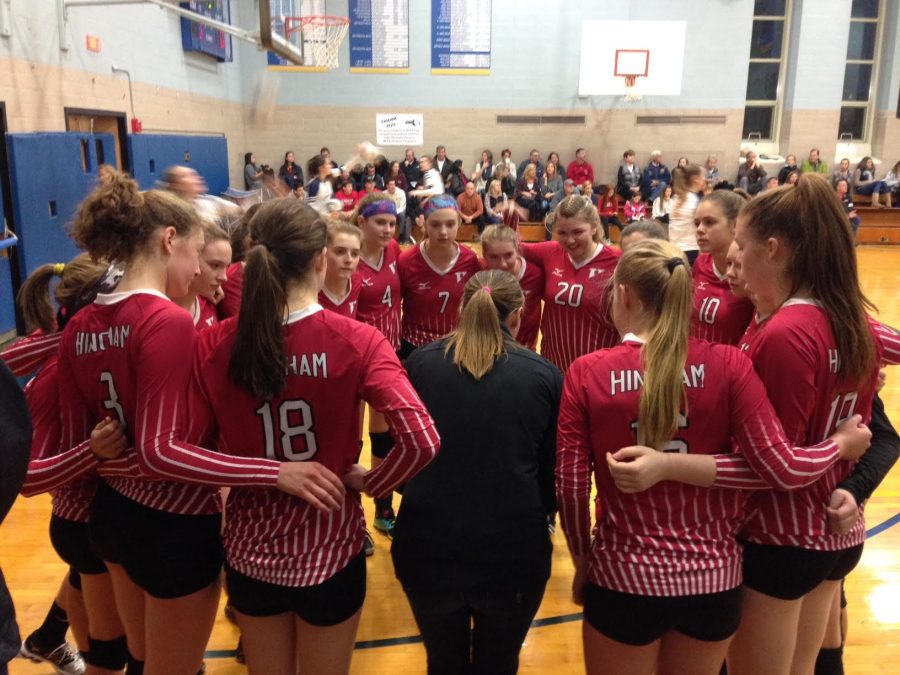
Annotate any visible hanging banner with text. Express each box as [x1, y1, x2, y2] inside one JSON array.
[[431, 0, 491, 75], [376, 113, 424, 146], [350, 0, 409, 73]]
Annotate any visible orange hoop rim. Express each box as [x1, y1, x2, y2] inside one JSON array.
[[283, 15, 350, 35]]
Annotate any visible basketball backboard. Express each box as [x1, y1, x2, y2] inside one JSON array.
[[261, 0, 347, 69]]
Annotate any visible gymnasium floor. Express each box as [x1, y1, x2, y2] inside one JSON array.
[[2, 246, 898, 674]]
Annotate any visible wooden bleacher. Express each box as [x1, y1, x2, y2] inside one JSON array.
[[853, 192, 899, 245]]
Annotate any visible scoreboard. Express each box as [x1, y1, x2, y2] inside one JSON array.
[[180, 1, 233, 62]]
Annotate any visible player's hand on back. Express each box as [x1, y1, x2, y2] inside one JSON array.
[[832, 414, 871, 461], [341, 463, 367, 493], [606, 445, 668, 493], [826, 488, 859, 534], [90, 416, 127, 459], [277, 462, 346, 512]]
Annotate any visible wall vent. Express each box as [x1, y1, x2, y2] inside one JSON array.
[[496, 115, 586, 125], [636, 115, 728, 125]]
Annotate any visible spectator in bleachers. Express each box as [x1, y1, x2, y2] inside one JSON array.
[[784, 170, 799, 186], [386, 179, 412, 244], [652, 184, 673, 224], [387, 161, 409, 192], [853, 156, 892, 207], [410, 156, 445, 199], [764, 176, 780, 191], [243, 152, 264, 190], [279, 151, 304, 191], [885, 160, 900, 202], [401, 148, 422, 189], [363, 162, 386, 191], [541, 161, 563, 214], [616, 149, 642, 202], [737, 150, 767, 195], [484, 179, 508, 225], [320, 146, 331, 161], [518, 150, 545, 183], [471, 150, 494, 195], [493, 163, 516, 198], [337, 179, 360, 214], [704, 155, 721, 189], [641, 150, 671, 203], [619, 218, 668, 251], [832, 157, 852, 187], [547, 151, 566, 180], [550, 179, 576, 212], [777, 154, 799, 184], [434, 145, 454, 183], [348, 162, 367, 192], [292, 183, 305, 200], [516, 164, 543, 221], [457, 181, 485, 238], [624, 192, 647, 223], [495, 148, 517, 181], [835, 178, 861, 238], [581, 181, 598, 207], [362, 177, 381, 196], [567, 148, 594, 188], [676, 156, 689, 168], [598, 185, 622, 244], [800, 146, 828, 174]]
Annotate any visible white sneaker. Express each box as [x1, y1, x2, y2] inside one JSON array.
[[20, 636, 85, 675]]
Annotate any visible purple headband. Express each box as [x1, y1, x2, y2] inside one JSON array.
[[423, 193, 460, 219], [359, 199, 397, 219]]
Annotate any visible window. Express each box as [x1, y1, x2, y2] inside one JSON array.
[[838, 0, 882, 140], [742, 1, 791, 140]]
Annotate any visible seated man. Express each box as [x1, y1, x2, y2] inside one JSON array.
[[641, 150, 671, 202], [517, 149, 545, 183], [550, 179, 576, 211], [457, 181, 485, 238], [567, 148, 594, 188], [801, 147, 829, 174], [737, 150, 768, 195], [778, 154, 799, 184], [434, 145, 454, 183], [616, 149, 642, 202]]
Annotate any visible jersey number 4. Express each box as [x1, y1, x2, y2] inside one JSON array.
[[256, 400, 319, 461]]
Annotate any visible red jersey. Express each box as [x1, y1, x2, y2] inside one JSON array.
[[557, 337, 844, 597], [57, 290, 284, 516], [192, 296, 218, 332], [217, 262, 244, 320], [690, 254, 755, 346], [337, 189, 360, 212], [19, 357, 99, 522], [190, 308, 439, 586], [357, 240, 402, 350], [399, 243, 481, 347], [318, 276, 362, 319], [741, 301, 900, 550], [520, 241, 621, 372], [1, 330, 61, 377], [480, 256, 544, 351]]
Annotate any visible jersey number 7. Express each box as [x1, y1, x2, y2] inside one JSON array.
[[256, 400, 319, 461]]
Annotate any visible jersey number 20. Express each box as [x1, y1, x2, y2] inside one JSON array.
[[256, 400, 319, 461]]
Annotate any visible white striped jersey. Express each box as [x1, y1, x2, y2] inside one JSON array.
[[690, 253, 755, 346]]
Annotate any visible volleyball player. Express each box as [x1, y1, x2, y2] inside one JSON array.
[[398, 194, 481, 359], [555, 239, 872, 675], [172, 221, 231, 332], [217, 203, 259, 320], [188, 198, 439, 675], [14, 256, 125, 674], [726, 175, 900, 675], [354, 194, 403, 538], [690, 190, 754, 345], [519, 195, 621, 372], [318, 222, 362, 318], [480, 224, 544, 351], [57, 176, 347, 675]]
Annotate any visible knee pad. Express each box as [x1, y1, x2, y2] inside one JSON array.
[[127, 651, 145, 675], [84, 635, 128, 670], [68, 567, 82, 592], [814, 646, 844, 675], [370, 431, 395, 460]]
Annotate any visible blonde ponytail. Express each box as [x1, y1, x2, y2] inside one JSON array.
[[444, 270, 523, 380]]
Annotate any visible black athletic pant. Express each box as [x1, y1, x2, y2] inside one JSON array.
[[402, 582, 545, 675]]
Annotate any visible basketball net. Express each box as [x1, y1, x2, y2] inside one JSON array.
[[285, 15, 349, 69], [623, 75, 643, 102]]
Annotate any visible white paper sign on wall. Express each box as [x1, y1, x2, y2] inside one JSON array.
[[376, 114, 424, 146]]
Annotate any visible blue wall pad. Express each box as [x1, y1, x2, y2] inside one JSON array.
[[0, 256, 15, 335], [128, 134, 229, 196], [7, 132, 115, 284]]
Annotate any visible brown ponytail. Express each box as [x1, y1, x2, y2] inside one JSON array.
[[614, 239, 693, 450], [17, 254, 108, 333], [70, 174, 198, 263], [444, 270, 523, 380], [228, 198, 327, 400]]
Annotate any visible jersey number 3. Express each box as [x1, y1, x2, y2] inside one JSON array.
[[256, 400, 319, 461]]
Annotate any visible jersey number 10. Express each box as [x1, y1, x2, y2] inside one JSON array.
[[256, 400, 319, 461]]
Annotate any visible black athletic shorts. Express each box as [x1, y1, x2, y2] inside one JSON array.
[[398, 339, 418, 362], [89, 480, 224, 599], [225, 552, 366, 626], [50, 514, 107, 575], [741, 541, 864, 601], [583, 583, 743, 646]]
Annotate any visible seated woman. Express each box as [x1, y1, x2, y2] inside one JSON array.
[[831, 158, 852, 188], [652, 185, 673, 224], [394, 270, 561, 675], [835, 178, 861, 239], [515, 164, 543, 221], [885, 160, 900, 202], [598, 185, 623, 243], [624, 192, 647, 223], [853, 156, 892, 207]]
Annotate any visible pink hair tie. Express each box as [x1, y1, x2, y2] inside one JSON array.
[[482, 286, 492, 294]]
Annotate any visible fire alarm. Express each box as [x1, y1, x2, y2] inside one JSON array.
[[131, 118, 143, 133]]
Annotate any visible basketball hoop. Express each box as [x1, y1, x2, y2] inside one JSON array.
[[284, 15, 349, 69], [615, 49, 650, 102]]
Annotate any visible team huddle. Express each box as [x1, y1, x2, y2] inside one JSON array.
[[4, 163, 900, 675]]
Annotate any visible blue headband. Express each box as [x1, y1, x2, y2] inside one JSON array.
[[360, 200, 397, 219], [423, 194, 459, 219]]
